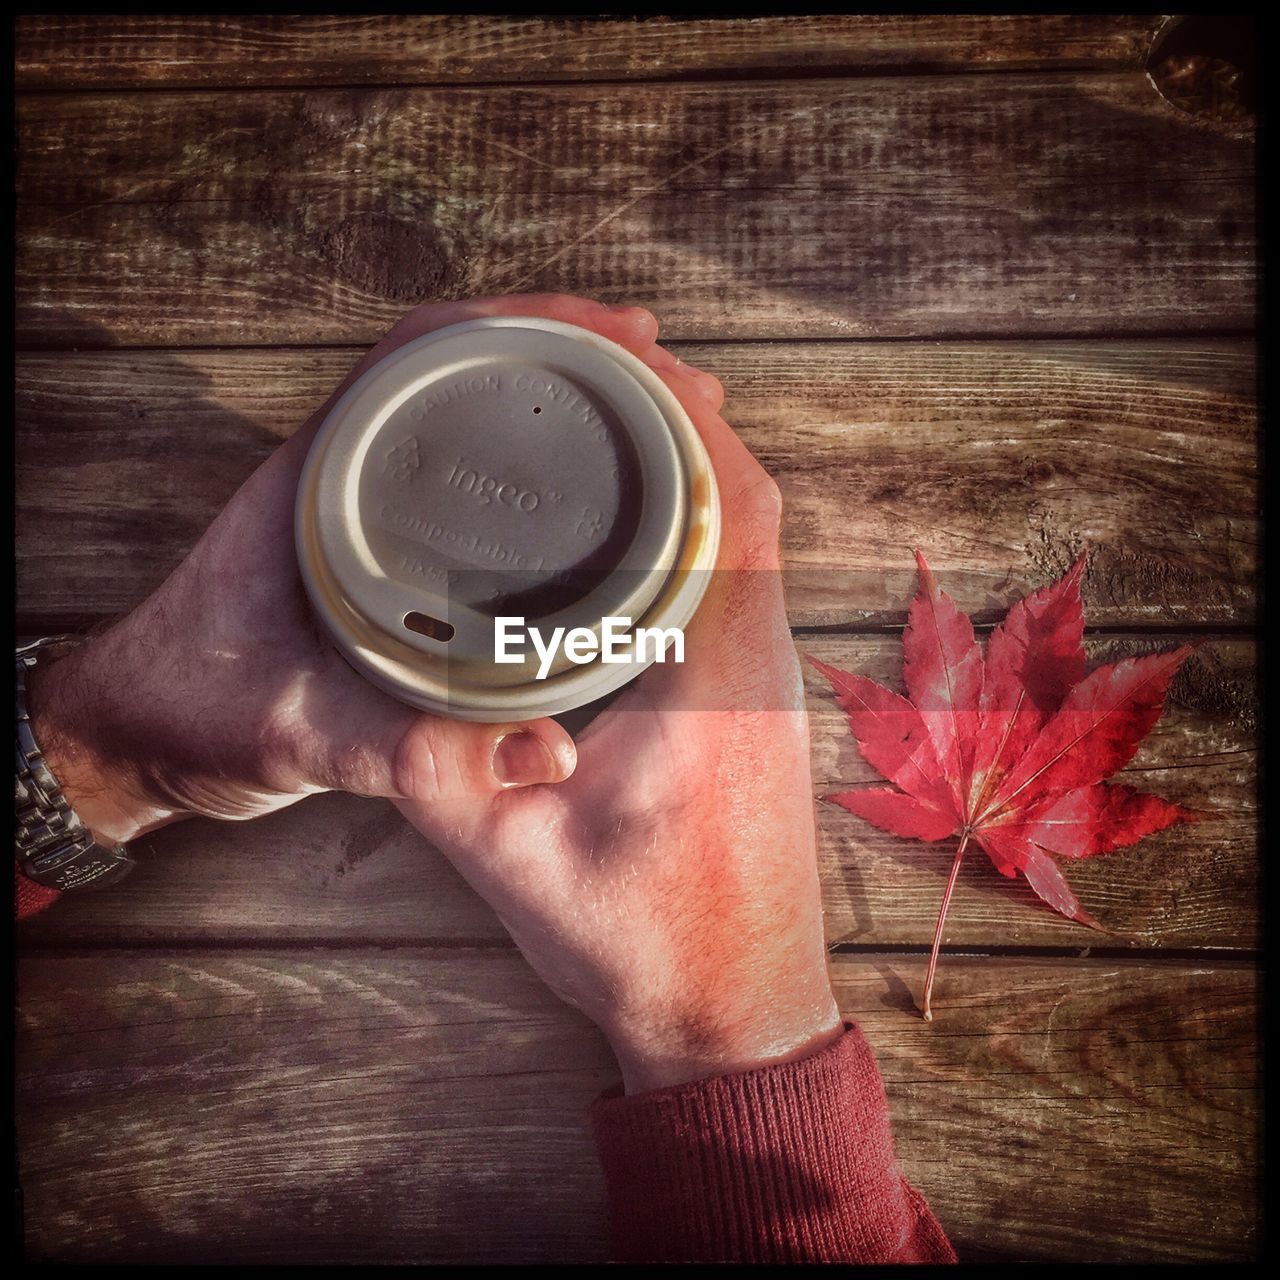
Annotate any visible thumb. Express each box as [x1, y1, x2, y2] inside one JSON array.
[[392, 714, 577, 805]]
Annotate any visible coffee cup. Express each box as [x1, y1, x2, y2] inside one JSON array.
[[295, 316, 720, 721]]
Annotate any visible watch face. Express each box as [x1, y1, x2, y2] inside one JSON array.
[[22, 838, 136, 891]]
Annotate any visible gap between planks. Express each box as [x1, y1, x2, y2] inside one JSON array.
[[10, 329, 1259, 357], [12, 64, 1162, 99], [16, 618, 1261, 641], [15, 938, 1260, 965]]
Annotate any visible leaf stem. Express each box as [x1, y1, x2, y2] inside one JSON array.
[[922, 831, 971, 1022]]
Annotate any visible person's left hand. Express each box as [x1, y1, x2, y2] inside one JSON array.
[[26, 293, 725, 844]]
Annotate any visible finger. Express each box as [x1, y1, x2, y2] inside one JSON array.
[[308, 700, 577, 804], [283, 295, 660, 464], [643, 343, 726, 412], [573, 381, 790, 751], [646, 369, 783, 573], [386, 293, 659, 360], [393, 714, 577, 804]]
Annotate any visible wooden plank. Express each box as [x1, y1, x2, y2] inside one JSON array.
[[18, 635, 1255, 951], [14, 16, 1165, 90], [15, 950, 1258, 1263], [861, 956, 1258, 1263], [15, 341, 1256, 629], [736, 341, 1256, 627], [15, 949, 612, 1264], [15, 74, 1254, 347]]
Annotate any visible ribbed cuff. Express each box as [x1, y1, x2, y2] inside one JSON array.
[[591, 1023, 955, 1263], [16, 862, 60, 919]]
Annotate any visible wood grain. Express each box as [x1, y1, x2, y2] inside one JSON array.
[[15, 950, 1257, 1263], [17, 635, 1254, 951], [14, 15, 1166, 90], [15, 74, 1254, 348], [15, 341, 1256, 630]]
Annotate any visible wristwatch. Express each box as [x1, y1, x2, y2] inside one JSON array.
[[16, 638, 135, 891]]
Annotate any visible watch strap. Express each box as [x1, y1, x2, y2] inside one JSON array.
[[15, 641, 135, 891]]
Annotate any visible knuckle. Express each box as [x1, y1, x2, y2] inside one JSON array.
[[392, 723, 445, 802], [701, 373, 726, 406], [741, 471, 784, 520], [730, 473, 784, 557], [323, 743, 385, 796]]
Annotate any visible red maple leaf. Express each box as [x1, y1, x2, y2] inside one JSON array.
[[811, 551, 1203, 1020]]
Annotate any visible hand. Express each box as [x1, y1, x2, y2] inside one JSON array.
[[30, 293, 841, 1094], [395, 371, 843, 1093], [25, 294, 702, 842]]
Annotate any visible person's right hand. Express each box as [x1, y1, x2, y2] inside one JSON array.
[[397, 366, 843, 1094]]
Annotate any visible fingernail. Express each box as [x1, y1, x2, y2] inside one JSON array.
[[607, 303, 637, 314], [494, 731, 560, 788]]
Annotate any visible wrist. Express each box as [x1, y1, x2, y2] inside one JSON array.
[[24, 643, 180, 844], [606, 987, 844, 1095]]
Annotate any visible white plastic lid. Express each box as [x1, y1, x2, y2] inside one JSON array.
[[295, 316, 720, 720]]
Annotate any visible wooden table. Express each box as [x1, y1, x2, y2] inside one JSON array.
[[15, 16, 1257, 1263]]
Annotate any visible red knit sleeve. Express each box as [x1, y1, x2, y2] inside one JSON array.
[[16, 863, 60, 919], [591, 1022, 956, 1263]]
